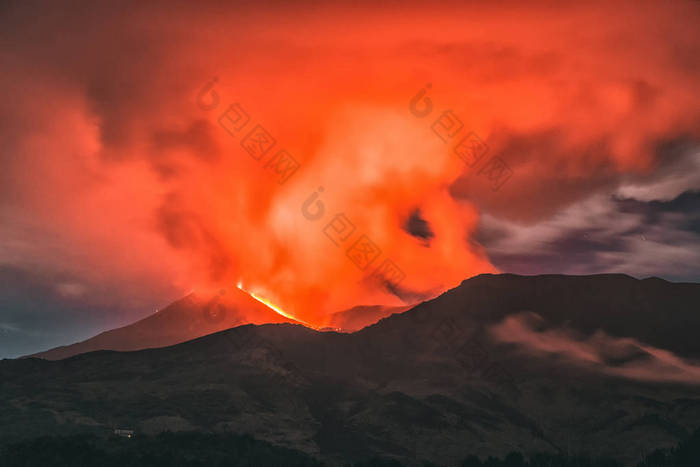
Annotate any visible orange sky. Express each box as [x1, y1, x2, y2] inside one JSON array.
[[1, 0, 699, 329]]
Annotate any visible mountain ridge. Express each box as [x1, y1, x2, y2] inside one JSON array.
[[4, 274, 700, 465]]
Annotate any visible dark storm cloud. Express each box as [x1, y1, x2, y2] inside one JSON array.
[[450, 128, 620, 222], [478, 186, 700, 283]]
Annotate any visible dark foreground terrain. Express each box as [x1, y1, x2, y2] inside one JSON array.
[[2, 430, 699, 466], [2, 274, 700, 466]]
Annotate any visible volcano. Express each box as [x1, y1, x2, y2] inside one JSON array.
[[28, 286, 405, 361], [6, 274, 700, 465], [27, 286, 303, 361]]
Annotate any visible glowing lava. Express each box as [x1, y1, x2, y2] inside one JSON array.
[[237, 282, 311, 327]]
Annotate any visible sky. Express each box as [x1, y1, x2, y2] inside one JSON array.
[[1, 0, 699, 358]]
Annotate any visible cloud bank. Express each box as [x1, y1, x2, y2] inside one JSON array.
[[491, 312, 700, 385]]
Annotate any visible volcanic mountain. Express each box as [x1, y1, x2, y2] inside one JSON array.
[[30, 289, 407, 361], [27, 287, 304, 360], [4, 274, 700, 465]]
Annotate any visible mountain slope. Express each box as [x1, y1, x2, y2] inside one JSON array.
[[323, 304, 411, 332], [28, 288, 301, 360], [30, 293, 410, 360], [4, 274, 700, 466]]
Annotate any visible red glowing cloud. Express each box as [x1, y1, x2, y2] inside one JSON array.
[[1, 1, 698, 328]]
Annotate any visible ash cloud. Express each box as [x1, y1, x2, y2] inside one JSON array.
[[1, 0, 699, 354]]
